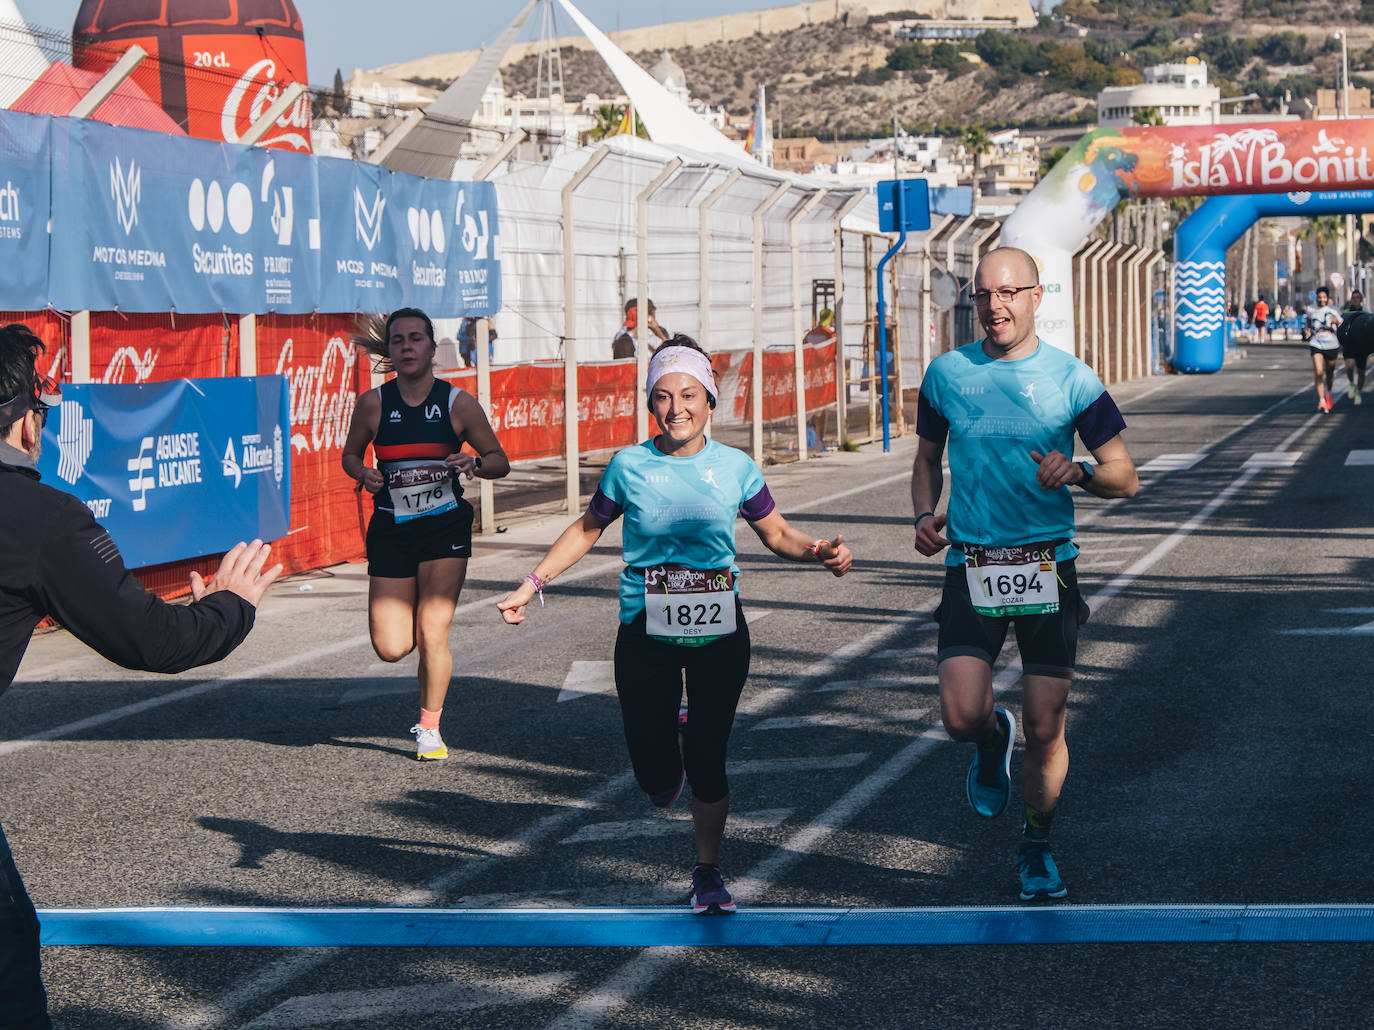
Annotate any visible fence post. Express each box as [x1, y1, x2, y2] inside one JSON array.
[[789, 190, 825, 460], [635, 157, 683, 442], [920, 214, 953, 373], [70, 311, 91, 383], [475, 317, 495, 534], [238, 314, 257, 378], [751, 182, 792, 465], [561, 146, 610, 514], [832, 193, 867, 448], [699, 169, 742, 357]]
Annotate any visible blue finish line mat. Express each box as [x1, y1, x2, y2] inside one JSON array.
[[38, 905, 1374, 947]]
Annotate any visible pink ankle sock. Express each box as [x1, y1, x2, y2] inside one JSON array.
[[419, 707, 442, 730]]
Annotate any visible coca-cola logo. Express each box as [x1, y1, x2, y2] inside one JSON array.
[[102, 346, 158, 383], [274, 335, 358, 453], [222, 58, 311, 152]]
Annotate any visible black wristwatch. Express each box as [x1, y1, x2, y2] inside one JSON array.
[[473, 455, 483, 473], [1078, 461, 1094, 487]]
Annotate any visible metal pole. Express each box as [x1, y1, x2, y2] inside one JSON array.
[[560, 146, 610, 514], [790, 190, 826, 460], [751, 182, 792, 465], [699, 169, 743, 351], [635, 157, 683, 441], [876, 187, 909, 453], [831, 191, 866, 450]]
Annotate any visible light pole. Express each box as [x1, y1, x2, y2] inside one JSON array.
[[1336, 29, 1350, 118]]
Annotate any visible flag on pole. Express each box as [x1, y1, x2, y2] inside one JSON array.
[[745, 84, 765, 156], [615, 101, 634, 136]]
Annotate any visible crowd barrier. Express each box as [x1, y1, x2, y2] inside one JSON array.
[[3, 304, 835, 597]]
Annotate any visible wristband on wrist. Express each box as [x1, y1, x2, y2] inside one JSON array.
[[914, 511, 934, 529], [808, 539, 826, 559], [525, 572, 545, 606]]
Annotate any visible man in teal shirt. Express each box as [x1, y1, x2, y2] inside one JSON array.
[[911, 247, 1138, 901]]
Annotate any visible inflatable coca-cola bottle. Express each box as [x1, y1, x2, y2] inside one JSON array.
[[72, 0, 312, 152]]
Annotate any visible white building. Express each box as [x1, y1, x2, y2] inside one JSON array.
[[1097, 58, 1219, 127]]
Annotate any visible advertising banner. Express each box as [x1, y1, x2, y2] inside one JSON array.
[[316, 159, 501, 316], [0, 111, 49, 310], [14, 109, 497, 317], [38, 376, 292, 568]]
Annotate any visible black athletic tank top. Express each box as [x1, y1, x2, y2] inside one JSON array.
[[371, 378, 463, 512]]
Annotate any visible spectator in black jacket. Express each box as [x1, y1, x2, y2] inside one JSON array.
[[0, 322, 282, 1030]]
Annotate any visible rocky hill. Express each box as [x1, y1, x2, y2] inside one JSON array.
[[406, 1, 1374, 139]]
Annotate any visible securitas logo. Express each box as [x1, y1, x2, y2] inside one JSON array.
[[188, 176, 254, 277], [95, 157, 167, 279]]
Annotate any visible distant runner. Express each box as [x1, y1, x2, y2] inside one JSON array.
[[498, 335, 852, 914], [342, 308, 510, 760], [1307, 287, 1343, 413], [911, 248, 1139, 902]]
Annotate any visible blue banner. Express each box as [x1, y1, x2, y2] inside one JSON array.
[[13, 109, 499, 317], [38, 376, 292, 569], [0, 110, 49, 309]]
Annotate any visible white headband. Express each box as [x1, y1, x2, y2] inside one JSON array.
[[646, 346, 717, 401]]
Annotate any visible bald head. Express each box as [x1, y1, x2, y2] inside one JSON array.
[[975, 247, 1039, 286]]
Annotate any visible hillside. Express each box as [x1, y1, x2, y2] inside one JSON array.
[[404, 2, 1374, 138]]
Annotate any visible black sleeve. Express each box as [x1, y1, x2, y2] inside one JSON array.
[[34, 495, 257, 674]]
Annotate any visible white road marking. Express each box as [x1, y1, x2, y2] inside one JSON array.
[[1345, 450, 1374, 466], [817, 676, 936, 692], [1243, 450, 1302, 469], [240, 973, 571, 1029], [1279, 607, 1374, 636], [337, 679, 415, 704], [1139, 452, 1208, 473], [752, 708, 929, 732], [557, 660, 616, 703], [561, 808, 791, 845]]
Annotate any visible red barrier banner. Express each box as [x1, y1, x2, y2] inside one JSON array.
[[0, 310, 69, 383], [577, 361, 637, 453], [257, 314, 368, 573], [91, 313, 230, 382], [718, 342, 837, 423]]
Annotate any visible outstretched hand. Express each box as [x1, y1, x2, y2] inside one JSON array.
[[813, 534, 853, 576], [190, 540, 283, 607], [913, 513, 948, 557]]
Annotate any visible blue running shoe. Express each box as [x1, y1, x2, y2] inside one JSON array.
[[690, 863, 736, 915], [647, 766, 685, 808], [1018, 841, 1068, 902], [966, 708, 1015, 818]]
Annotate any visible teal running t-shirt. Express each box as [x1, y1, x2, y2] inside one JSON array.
[[589, 438, 772, 623], [917, 339, 1125, 567]]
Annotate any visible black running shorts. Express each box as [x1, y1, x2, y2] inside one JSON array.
[[934, 559, 1090, 678], [366, 499, 474, 578]]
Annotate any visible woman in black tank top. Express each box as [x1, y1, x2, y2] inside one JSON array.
[[341, 308, 510, 761]]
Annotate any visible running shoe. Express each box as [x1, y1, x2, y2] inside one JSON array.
[[966, 708, 1015, 819], [1321, 393, 1334, 412], [1355, 390, 1364, 406], [410, 724, 448, 761], [690, 863, 736, 915], [1018, 840, 1068, 902], [1349, 384, 1359, 401], [647, 765, 685, 808]]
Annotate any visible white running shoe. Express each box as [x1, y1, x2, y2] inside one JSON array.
[[411, 724, 448, 761]]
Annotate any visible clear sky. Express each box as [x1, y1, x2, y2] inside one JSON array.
[[20, 0, 865, 84]]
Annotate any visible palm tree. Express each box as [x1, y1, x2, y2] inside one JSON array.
[[584, 104, 625, 142], [960, 124, 992, 216], [1305, 215, 1343, 288]]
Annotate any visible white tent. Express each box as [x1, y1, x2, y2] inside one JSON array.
[[0, 0, 52, 110]]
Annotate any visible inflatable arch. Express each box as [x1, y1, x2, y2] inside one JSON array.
[[1174, 189, 1374, 372], [1001, 119, 1374, 373]]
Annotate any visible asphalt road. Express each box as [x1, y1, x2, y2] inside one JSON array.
[[6, 340, 1374, 1029]]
